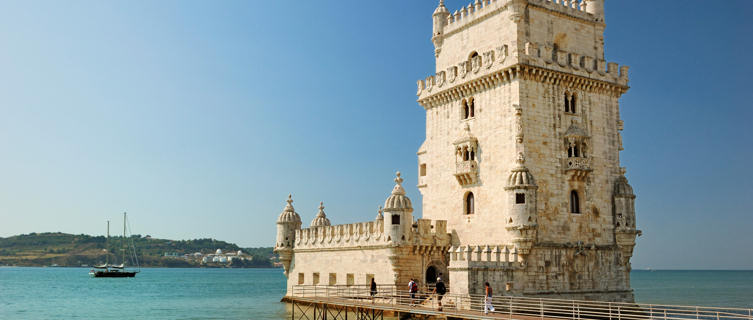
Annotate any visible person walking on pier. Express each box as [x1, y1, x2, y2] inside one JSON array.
[[370, 278, 377, 303], [484, 282, 495, 314], [433, 277, 446, 311], [408, 278, 418, 306]]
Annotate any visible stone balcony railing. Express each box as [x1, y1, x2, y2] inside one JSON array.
[[564, 157, 591, 181], [455, 160, 478, 186]]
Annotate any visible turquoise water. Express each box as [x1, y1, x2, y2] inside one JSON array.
[[632, 270, 753, 308], [0, 268, 750, 319]]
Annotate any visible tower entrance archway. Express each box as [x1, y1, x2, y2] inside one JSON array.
[[425, 266, 438, 284]]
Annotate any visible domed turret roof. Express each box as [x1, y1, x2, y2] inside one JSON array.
[[433, 0, 449, 15], [506, 153, 537, 189], [383, 172, 413, 212], [614, 175, 635, 197], [310, 202, 331, 227], [564, 120, 588, 138], [277, 194, 302, 224]]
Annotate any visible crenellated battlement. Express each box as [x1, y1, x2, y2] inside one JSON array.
[[526, 0, 598, 22], [442, 0, 509, 37], [442, 0, 597, 39], [449, 244, 523, 267], [294, 218, 450, 250], [416, 41, 628, 106], [295, 220, 385, 250]]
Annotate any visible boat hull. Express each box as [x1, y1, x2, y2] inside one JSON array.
[[90, 271, 137, 278]]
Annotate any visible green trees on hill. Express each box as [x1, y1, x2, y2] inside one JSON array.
[[0, 232, 276, 268]]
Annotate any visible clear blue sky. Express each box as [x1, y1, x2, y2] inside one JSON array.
[[0, 1, 751, 269]]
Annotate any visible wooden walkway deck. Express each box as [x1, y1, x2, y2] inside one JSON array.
[[282, 285, 753, 320]]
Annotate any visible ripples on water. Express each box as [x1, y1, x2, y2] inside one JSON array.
[[0, 268, 750, 319]]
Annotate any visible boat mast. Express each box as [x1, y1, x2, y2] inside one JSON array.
[[122, 212, 127, 266], [106, 220, 110, 266]]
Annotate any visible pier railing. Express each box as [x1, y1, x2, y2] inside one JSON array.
[[291, 285, 753, 320]]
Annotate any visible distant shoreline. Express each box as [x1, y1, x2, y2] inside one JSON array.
[[0, 265, 282, 269]]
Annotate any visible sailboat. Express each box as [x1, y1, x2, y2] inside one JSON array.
[[89, 212, 140, 278]]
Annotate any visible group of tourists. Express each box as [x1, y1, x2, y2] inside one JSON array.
[[405, 276, 448, 310], [370, 276, 497, 314]]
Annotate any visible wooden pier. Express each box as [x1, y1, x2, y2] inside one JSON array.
[[283, 285, 753, 320]]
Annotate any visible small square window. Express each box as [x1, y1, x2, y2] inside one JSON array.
[[329, 273, 337, 285], [313, 273, 320, 285], [346, 273, 354, 286], [391, 214, 400, 225], [298, 273, 304, 285], [515, 193, 525, 204], [420, 164, 427, 177]]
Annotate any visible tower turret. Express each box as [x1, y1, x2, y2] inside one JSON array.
[[584, 0, 605, 22], [383, 172, 413, 244], [274, 194, 301, 276], [614, 170, 640, 269], [432, 0, 450, 56], [505, 153, 538, 259], [310, 202, 331, 228]]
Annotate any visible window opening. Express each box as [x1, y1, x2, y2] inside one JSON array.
[[515, 193, 526, 204], [391, 214, 400, 225], [313, 273, 320, 285], [570, 95, 577, 113], [465, 192, 475, 215], [298, 273, 305, 285], [329, 273, 337, 285], [570, 190, 581, 214], [346, 273, 354, 286], [420, 164, 427, 177]]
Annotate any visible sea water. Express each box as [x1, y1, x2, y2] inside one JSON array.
[[0, 268, 750, 319]]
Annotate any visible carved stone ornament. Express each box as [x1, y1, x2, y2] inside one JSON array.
[[514, 104, 524, 143], [459, 61, 468, 78], [447, 66, 457, 83], [437, 71, 446, 87], [483, 51, 494, 69], [472, 55, 482, 74], [496, 45, 509, 64]]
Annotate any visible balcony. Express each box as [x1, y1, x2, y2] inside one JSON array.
[[455, 160, 478, 186], [564, 157, 591, 181]]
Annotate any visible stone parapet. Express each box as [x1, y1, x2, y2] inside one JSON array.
[[294, 219, 450, 250], [295, 221, 386, 249], [449, 244, 523, 265], [442, 1, 596, 40], [416, 41, 628, 107], [527, 0, 597, 23]]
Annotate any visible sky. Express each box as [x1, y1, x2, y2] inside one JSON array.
[[0, 1, 751, 270]]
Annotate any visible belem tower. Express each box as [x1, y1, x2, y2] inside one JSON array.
[[275, 0, 641, 302]]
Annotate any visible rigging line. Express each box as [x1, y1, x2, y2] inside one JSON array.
[[127, 217, 141, 271]]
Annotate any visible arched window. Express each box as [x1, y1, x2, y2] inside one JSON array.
[[564, 93, 571, 113], [570, 95, 577, 113], [462, 99, 469, 119], [469, 98, 475, 118], [570, 190, 580, 214], [465, 192, 475, 215], [567, 145, 580, 158]]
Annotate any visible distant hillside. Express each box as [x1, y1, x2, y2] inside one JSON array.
[[0, 232, 277, 268]]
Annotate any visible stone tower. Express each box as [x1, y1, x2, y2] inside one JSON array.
[[274, 194, 302, 276], [416, 0, 640, 301]]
